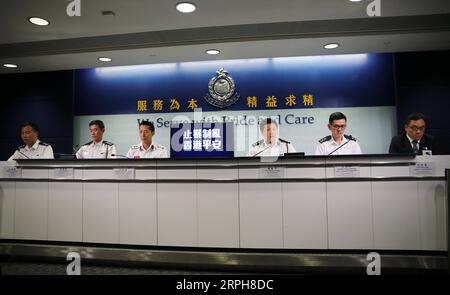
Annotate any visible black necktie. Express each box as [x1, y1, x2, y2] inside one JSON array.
[[412, 140, 419, 154]]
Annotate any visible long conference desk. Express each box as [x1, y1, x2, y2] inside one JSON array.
[[0, 154, 448, 273]]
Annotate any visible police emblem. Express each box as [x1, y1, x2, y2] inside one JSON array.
[[204, 68, 240, 108]]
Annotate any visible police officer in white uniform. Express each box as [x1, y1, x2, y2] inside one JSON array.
[[8, 122, 54, 160], [247, 118, 296, 157], [126, 121, 168, 159], [315, 112, 362, 155], [76, 120, 117, 159]]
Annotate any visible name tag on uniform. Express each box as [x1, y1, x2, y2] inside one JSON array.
[[259, 166, 285, 178], [410, 162, 435, 176], [53, 168, 74, 179], [3, 166, 22, 178], [114, 168, 135, 179], [334, 165, 360, 177]]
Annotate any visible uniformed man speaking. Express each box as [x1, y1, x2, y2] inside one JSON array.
[[247, 118, 296, 157], [8, 122, 54, 160], [76, 120, 117, 159], [126, 121, 168, 158], [315, 112, 362, 155]]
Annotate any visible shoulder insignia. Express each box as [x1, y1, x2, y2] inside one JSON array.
[[19, 145, 25, 149], [344, 134, 356, 141], [279, 138, 290, 144], [252, 140, 264, 147], [131, 145, 140, 149], [39, 141, 49, 146], [103, 141, 114, 146], [318, 135, 331, 143], [83, 141, 93, 146]]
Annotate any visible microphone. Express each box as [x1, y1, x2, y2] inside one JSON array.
[[111, 154, 130, 159], [279, 138, 290, 153], [252, 145, 271, 157], [15, 149, 31, 159], [328, 135, 356, 155], [72, 145, 80, 153]]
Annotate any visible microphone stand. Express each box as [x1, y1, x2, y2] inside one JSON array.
[[328, 136, 355, 155], [15, 149, 31, 159]]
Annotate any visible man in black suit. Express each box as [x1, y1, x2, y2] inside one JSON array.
[[389, 113, 439, 155]]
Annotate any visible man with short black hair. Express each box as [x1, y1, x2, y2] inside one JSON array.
[[247, 117, 296, 157], [315, 112, 362, 155], [126, 121, 167, 158], [389, 113, 439, 154], [8, 122, 54, 160], [76, 120, 117, 159]]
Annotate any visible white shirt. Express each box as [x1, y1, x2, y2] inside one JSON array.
[[406, 134, 420, 148], [247, 139, 296, 157], [126, 142, 168, 159], [315, 135, 362, 155], [76, 140, 117, 159], [8, 139, 54, 161]]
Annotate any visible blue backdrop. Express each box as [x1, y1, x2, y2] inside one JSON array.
[[74, 53, 396, 115]]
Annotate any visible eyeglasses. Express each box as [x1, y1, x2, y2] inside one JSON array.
[[331, 124, 346, 130], [408, 125, 425, 132]]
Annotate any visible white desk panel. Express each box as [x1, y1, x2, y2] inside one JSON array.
[[282, 182, 328, 249], [21, 168, 49, 179], [82, 169, 115, 179], [83, 183, 119, 243], [371, 165, 411, 178], [119, 183, 157, 245], [239, 182, 283, 248], [197, 168, 238, 180], [197, 183, 239, 248], [134, 169, 157, 180], [417, 181, 447, 251], [327, 182, 374, 249], [0, 182, 15, 239], [157, 183, 197, 247], [14, 182, 48, 240], [372, 181, 421, 250], [48, 182, 82, 242]]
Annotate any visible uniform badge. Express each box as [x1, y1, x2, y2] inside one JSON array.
[[204, 68, 240, 108]]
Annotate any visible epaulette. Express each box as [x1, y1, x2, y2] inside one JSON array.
[[318, 135, 331, 143], [252, 140, 264, 147], [279, 138, 290, 144], [103, 141, 114, 146], [131, 145, 140, 149], [39, 141, 49, 146], [19, 145, 25, 149], [344, 134, 356, 141], [83, 141, 93, 146]]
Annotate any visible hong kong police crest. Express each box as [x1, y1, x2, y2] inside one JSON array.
[[204, 68, 240, 108]]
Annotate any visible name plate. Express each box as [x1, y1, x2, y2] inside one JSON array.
[[53, 168, 74, 179], [114, 168, 135, 180], [410, 162, 435, 176], [258, 166, 285, 178], [334, 165, 361, 178], [3, 166, 22, 178]]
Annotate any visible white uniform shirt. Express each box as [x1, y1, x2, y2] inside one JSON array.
[[247, 139, 296, 157], [126, 142, 168, 159], [8, 139, 54, 161], [315, 135, 362, 155], [76, 140, 117, 159]]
